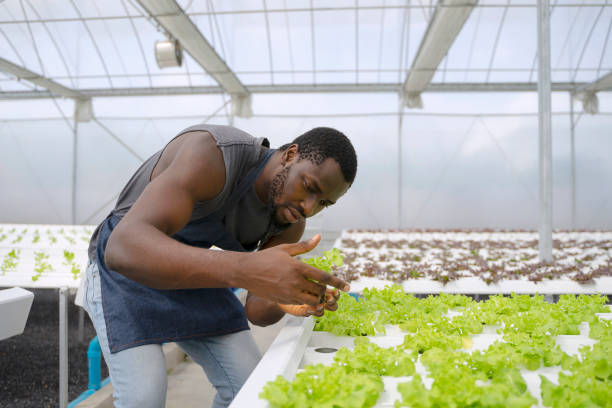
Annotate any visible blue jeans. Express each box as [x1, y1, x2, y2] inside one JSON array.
[[82, 262, 262, 408]]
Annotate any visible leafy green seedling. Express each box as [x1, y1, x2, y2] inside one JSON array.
[[63, 250, 75, 265], [32, 251, 53, 281], [302, 248, 344, 274], [1, 249, 20, 275], [301, 248, 344, 303], [71, 264, 81, 280]]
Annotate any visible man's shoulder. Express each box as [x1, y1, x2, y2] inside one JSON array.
[[184, 124, 261, 147]]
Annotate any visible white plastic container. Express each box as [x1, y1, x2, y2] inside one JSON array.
[[0, 287, 34, 341]]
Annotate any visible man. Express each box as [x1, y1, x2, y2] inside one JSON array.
[[81, 123, 357, 407]]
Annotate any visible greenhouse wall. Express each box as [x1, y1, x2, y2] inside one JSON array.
[[1, 91, 611, 230]]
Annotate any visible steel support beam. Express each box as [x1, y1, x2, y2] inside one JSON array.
[[398, 108, 404, 229], [0, 82, 595, 100], [537, 0, 553, 262], [136, 0, 251, 115], [575, 71, 612, 93], [401, 0, 478, 108], [0, 57, 86, 100], [569, 92, 576, 230], [573, 71, 612, 114]]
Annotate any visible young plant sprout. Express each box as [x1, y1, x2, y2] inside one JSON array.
[[1, 249, 20, 275], [62, 250, 81, 279], [63, 250, 75, 265], [70, 264, 81, 280], [32, 251, 53, 281]]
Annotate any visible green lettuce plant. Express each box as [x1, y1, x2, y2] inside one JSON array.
[[1, 249, 20, 275], [260, 363, 383, 408], [32, 251, 52, 281]]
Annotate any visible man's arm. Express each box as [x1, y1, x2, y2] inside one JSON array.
[[104, 132, 349, 307]]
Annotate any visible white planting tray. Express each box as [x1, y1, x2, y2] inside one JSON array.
[[0, 287, 34, 341], [348, 276, 612, 295], [232, 306, 612, 408], [0, 223, 93, 289]]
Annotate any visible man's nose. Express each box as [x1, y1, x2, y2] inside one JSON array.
[[300, 194, 317, 217]]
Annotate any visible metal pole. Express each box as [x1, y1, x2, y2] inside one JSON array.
[[537, 0, 553, 262], [72, 121, 78, 224], [59, 287, 69, 408], [398, 107, 403, 229], [569, 92, 576, 230], [73, 106, 85, 344]]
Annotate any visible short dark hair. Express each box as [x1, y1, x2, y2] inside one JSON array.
[[279, 127, 357, 184]]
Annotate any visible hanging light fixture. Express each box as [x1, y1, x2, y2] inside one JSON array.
[[154, 39, 183, 68]]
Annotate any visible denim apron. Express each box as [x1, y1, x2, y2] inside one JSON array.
[[96, 149, 275, 353]]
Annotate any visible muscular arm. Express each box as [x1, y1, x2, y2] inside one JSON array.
[[104, 132, 349, 307]]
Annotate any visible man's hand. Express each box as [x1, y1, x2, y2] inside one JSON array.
[[238, 234, 350, 307], [277, 288, 340, 317]]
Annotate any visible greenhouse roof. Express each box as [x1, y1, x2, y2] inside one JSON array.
[[0, 0, 610, 101]]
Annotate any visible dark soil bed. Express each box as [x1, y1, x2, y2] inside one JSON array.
[[0, 288, 109, 408]]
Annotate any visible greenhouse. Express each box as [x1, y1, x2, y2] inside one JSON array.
[[0, 0, 610, 407]]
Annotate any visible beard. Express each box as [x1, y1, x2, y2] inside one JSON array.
[[266, 165, 291, 227]]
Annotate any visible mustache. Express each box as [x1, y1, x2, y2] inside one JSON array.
[[286, 205, 305, 219]]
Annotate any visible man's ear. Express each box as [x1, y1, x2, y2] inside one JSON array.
[[281, 144, 299, 166]]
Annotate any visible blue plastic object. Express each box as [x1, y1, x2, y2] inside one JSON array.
[[348, 292, 362, 301], [68, 337, 110, 408], [87, 337, 102, 390]]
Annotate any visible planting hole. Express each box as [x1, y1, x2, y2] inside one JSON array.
[[314, 347, 337, 353]]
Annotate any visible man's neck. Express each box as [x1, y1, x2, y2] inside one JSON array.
[[253, 149, 281, 204]]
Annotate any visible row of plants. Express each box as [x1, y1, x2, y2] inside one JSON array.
[[334, 232, 612, 284], [0, 249, 83, 280], [261, 285, 611, 407], [0, 227, 93, 235], [0, 226, 93, 245]]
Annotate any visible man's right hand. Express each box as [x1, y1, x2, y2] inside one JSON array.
[[239, 234, 350, 307]]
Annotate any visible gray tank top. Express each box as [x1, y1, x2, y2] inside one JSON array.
[[88, 123, 271, 259]]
